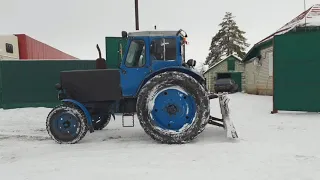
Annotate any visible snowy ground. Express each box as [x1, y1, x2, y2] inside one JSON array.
[[0, 93, 320, 180]]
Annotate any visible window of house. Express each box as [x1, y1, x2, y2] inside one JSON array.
[[125, 40, 146, 67], [150, 38, 176, 61], [5, 43, 13, 53]]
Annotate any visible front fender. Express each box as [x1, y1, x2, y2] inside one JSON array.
[[136, 67, 206, 96], [62, 99, 94, 133]]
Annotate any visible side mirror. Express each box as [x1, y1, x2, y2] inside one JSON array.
[[121, 31, 128, 38], [187, 59, 196, 67]]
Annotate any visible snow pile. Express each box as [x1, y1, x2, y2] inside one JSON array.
[[1, 93, 320, 179], [202, 64, 209, 72]]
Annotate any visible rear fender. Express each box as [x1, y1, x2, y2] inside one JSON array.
[[136, 67, 206, 96], [62, 99, 94, 133]]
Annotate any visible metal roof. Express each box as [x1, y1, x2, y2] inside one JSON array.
[[128, 31, 180, 37], [243, 4, 320, 61], [203, 54, 243, 75], [257, 4, 320, 45]]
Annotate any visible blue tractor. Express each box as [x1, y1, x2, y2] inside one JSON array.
[[46, 29, 238, 144]]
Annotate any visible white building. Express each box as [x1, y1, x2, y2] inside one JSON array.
[[0, 35, 19, 60]]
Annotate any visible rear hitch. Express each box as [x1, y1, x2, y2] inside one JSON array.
[[208, 93, 218, 99], [208, 93, 227, 128], [208, 92, 238, 139], [208, 116, 224, 127]]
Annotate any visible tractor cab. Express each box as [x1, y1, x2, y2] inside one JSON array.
[[119, 29, 197, 96], [120, 29, 196, 70]]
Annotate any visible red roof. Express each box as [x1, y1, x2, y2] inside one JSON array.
[[14, 34, 78, 60]]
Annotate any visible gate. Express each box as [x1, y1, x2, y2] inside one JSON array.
[[273, 30, 320, 112]]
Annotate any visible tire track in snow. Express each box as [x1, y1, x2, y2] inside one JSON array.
[[0, 134, 51, 141]]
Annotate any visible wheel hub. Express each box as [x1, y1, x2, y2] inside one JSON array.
[[53, 113, 79, 137], [166, 104, 178, 115], [150, 88, 196, 131], [62, 121, 71, 128]]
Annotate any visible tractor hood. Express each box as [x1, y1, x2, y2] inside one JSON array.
[[59, 69, 121, 102]]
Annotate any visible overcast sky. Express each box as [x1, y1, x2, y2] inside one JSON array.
[[0, 0, 317, 64]]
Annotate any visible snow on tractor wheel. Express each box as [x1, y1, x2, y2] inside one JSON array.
[[46, 104, 88, 144], [136, 71, 210, 144], [92, 114, 111, 130]]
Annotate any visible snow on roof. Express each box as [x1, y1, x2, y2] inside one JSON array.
[[204, 54, 242, 74], [257, 4, 320, 45]]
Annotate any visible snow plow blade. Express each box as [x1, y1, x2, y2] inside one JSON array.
[[208, 93, 238, 139]]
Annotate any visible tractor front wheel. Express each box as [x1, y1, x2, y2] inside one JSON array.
[[136, 71, 210, 144], [92, 114, 111, 130], [46, 104, 88, 144]]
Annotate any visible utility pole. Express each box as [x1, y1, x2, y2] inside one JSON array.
[[135, 0, 139, 30]]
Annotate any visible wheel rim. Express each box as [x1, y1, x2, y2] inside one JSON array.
[[150, 87, 196, 131], [52, 112, 80, 140]]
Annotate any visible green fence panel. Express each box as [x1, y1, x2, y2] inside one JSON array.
[[0, 60, 95, 109], [105, 37, 128, 69], [274, 31, 320, 112]]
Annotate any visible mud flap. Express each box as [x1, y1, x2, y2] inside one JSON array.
[[218, 94, 238, 139]]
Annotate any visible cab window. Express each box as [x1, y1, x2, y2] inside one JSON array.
[[125, 40, 146, 67], [150, 38, 176, 61]]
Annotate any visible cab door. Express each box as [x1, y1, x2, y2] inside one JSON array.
[[120, 37, 151, 97]]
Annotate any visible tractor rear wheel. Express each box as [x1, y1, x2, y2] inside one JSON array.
[[136, 71, 210, 144], [46, 103, 88, 144]]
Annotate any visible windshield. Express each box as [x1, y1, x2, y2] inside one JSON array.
[[150, 38, 176, 60]]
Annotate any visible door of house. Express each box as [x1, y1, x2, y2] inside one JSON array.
[[231, 72, 242, 92]]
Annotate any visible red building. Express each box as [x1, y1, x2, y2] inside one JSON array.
[[0, 34, 78, 60]]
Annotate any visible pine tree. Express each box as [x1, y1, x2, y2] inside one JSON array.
[[205, 12, 250, 66]]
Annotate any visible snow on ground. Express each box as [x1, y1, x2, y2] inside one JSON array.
[[0, 93, 320, 180]]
